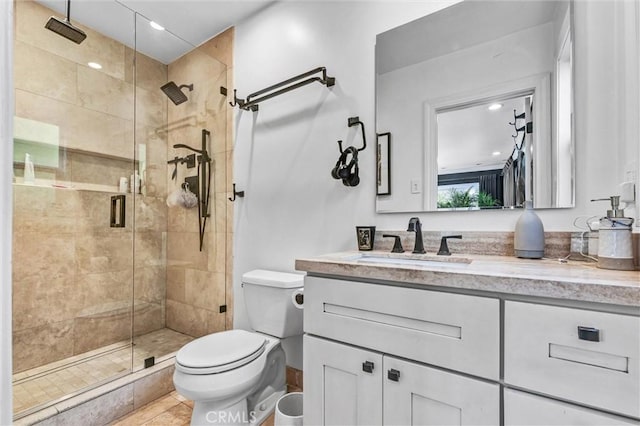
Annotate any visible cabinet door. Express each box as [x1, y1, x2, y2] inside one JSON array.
[[303, 335, 383, 425], [505, 389, 640, 425], [383, 356, 499, 426]]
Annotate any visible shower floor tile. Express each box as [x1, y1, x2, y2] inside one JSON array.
[[13, 328, 193, 418]]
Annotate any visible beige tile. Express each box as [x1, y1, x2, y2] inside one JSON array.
[[184, 269, 225, 310], [140, 402, 192, 426], [166, 232, 208, 269], [135, 196, 168, 233], [11, 234, 76, 306], [15, 1, 129, 81], [75, 232, 134, 274], [131, 49, 168, 93], [76, 269, 132, 316], [73, 309, 132, 354], [68, 151, 134, 188], [16, 89, 134, 160], [77, 65, 134, 120], [135, 266, 166, 304], [213, 152, 227, 194], [166, 267, 186, 303], [137, 85, 168, 128], [214, 193, 227, 235], [165, 300, 208, 337], [199, 27, 234, 67], [14, 40, 77, 103], [134, 231, 166, 269], [13, 320, 74, 373], [133, 302, 164, 337]]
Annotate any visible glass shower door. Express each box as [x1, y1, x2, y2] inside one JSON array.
[[12, 0, 136, 417]]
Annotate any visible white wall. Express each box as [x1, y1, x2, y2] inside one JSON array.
[[1, 1, 13, 422], [233, 1, 639, 369]]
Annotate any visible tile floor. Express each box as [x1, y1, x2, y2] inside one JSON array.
[[13, 328, 193, 417]]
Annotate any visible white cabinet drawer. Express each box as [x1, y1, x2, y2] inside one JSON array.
[[505, 389, 640, 425], [505, 301, 640, 418], [304, 276, 500, 380]]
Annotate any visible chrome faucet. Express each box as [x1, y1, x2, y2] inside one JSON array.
[[407, 217, 426, 254]]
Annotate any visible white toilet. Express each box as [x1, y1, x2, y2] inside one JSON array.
[[173, 269, 304, 426]]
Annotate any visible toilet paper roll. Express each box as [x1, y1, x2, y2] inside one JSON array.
[[291, 288, 304, 310]]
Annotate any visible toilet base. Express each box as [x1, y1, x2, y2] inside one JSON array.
[[190, 388, 286, 426]]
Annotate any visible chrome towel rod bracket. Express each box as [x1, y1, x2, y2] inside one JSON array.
[[228, 66, 335, 111]]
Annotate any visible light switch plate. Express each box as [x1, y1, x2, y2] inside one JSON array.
[[410, 179, 421, 194]]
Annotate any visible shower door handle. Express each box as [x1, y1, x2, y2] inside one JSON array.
[[110, 195, 126, 228]]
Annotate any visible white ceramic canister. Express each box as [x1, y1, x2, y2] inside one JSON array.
[[597, 217, 634, 270]]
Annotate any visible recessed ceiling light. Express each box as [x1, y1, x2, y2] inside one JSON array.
[[87, 62, 102, 69], [492, 151, 501, 156], [150, 21, 165, 31], [488, 103, 503, 111]]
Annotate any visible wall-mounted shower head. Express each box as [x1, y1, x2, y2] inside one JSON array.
[[161, 82, 194, 105], [45, 0, 86, 44]]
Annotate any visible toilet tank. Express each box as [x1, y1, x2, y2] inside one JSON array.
[[243, 269, 304, 338]]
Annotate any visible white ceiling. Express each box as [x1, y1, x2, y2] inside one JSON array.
[[438, 95, 528, 174], [36, 0, 275, 64]]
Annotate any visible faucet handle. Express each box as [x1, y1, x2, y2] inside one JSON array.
[[382, 234, 405, 253], [437, 235, 462, 256]]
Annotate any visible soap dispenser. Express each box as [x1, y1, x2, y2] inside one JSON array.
[[591, 196, 634, 270]]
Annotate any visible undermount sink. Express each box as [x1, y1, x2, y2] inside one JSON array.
[[348, 254, 472, 268]]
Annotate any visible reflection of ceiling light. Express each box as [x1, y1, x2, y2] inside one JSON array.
[[150, 21, 165, 31], [488, 103, 503, 111], [492, 151, 501, 156], [88, 62, 102, 69]]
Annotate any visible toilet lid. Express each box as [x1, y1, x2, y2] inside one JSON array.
[[176, 330, 266, 374]]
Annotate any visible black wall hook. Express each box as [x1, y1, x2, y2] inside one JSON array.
[[229, 183, 245, 202]]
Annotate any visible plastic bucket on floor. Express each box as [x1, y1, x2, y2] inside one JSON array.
[[274, 392, 303, 426]]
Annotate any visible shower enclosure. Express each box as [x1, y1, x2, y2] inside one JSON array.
[[12, 1, 231, 418]]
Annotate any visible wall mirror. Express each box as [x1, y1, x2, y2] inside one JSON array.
[[375, 0, 574, 213]]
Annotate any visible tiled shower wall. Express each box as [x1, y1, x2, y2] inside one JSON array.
[[12, 1, 168, 373], [165, 29, 234, 336]]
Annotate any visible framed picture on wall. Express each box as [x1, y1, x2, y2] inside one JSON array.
[[376, 132, 391, 195]]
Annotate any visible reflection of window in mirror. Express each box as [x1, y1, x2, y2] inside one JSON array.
[[436, 95, 532, 210]]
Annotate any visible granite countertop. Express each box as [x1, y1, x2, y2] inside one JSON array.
[[295, 251, 640, 307]]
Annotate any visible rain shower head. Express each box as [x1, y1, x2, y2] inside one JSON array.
[[161, 82, 194, 105], [45, 0, 86, 44]]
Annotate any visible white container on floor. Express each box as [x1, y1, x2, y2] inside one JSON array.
[[275, 392, 303, 426]]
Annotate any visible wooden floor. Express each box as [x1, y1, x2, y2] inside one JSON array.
[[111, 391, 276, 426]]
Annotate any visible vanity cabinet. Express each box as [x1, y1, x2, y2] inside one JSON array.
[[303, 276, 500, 425], [302, 274, 640, 425]]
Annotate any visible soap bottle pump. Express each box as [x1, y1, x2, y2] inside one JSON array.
[[591, 196, 635, 270]]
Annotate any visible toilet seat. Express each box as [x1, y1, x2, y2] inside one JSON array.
[[176, 330, 266, 375]]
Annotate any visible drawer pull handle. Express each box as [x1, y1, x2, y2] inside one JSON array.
[[362, 361, 374, 373], [387, 369, 400, 382], [578, 326, 600, 342]]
